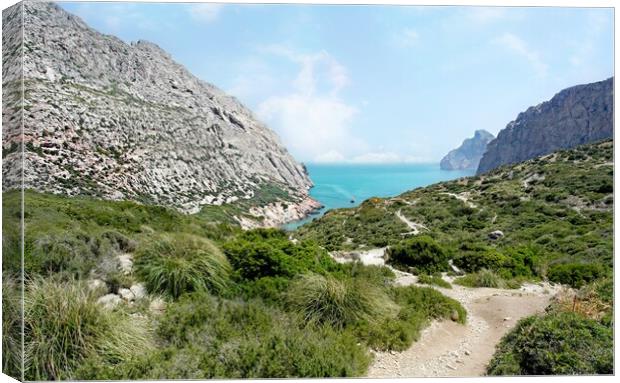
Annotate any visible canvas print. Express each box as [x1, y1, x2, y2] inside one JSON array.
[[1, 0, 614, 380]]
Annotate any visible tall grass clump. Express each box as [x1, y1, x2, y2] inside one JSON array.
[[23, 278, 153, 380], [134, 233, 231, 298], [287, 273, 398, 328], [454, 269, 503, 288], [417, 273, 452, 289], [2, 275, 22, 379]]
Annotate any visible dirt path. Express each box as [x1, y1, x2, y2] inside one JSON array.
[[330, 248, 557, 378], [395, 209, 429, 235], [368, 272, 558, 377]]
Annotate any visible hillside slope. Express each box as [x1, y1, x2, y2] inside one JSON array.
[[2, 1, 317, 223], [477, 78, 613, 174], [296, 140, 613, 276]]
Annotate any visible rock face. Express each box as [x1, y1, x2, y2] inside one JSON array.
[[477, 77, 613, 174], [440, 130, 494, 170], [2, 1, 316, 223]]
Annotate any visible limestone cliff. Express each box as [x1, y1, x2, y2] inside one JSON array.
[[477, 77, 613, 174], [440, 130, 494, 170], [2, 1, 319, 224]]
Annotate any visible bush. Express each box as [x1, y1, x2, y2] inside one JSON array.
[[417, 274, 452, 289], [547, 263, 608, 288], [487, 312, 613, 375], [223, 229, 336, 281], [454, 269, 502, 288], [121, 293, 372, 378], [391, 285, 467, 325], [287, 273, 398, 328], [387, 236, 449, 273], [134, 233, 231, 298], [23, 278, 153, 380]]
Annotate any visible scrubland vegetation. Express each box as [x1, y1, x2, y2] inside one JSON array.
[[2, 191, 465, 380], [2, 141, 613, 378], [296, 140, 614, 375]]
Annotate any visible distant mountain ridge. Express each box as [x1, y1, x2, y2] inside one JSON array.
[[440, 130, 494, 170], [2, 1, 319, 224], [477, 77, 613, 174]]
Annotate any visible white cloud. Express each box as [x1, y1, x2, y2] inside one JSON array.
[[314, 150, 346, 163], [393, 28, 420, 47], [493, 33, 547, 77], [189, 4, 223, 23], [252, 46, 362, 162]]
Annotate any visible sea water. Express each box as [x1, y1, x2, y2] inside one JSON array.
[[282, 163, 475, 230]]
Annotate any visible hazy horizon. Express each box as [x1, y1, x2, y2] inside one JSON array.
[[60, 1, 614, 164]]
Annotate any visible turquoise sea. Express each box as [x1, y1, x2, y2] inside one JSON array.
[[283, 163, 475, 230]]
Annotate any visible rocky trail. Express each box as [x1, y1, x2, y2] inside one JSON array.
[[330, 248, 558, 378]]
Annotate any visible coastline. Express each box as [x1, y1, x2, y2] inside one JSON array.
[[236, 194, 323, 230]]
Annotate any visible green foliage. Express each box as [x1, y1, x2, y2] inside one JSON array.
[[223, 228, 336, 281], [417, 274, 452, 289], [547, 262, 608, 288], [387, 236, 449, 273], [2, 275, 22, 379], [134, 233, 231, 298], [287, 273, 398, 328], [99, 292, 372, 379], [454, 269, 502, 288], [390, 285, 467, 325], [487, 312, 613, 375], [23, 278, 153, 380], [354, 285, 466, 351]]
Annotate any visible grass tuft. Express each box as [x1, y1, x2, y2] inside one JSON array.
[[287, 273, 398, 328], [134, 233, 231, 298]]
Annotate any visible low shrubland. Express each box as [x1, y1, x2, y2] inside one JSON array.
[[22, 277, 154, 381], [3, 190, 468, 379], [486, 312, 612, 375]]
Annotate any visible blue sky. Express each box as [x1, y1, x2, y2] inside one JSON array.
[[60, 2, 614, 164]]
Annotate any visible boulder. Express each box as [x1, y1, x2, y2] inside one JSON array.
[[97, 294, 122, 310]]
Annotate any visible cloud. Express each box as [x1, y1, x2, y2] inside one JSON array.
[[392, 28, 420, 47], [251, 46, 362, 162], [570, 11, 610, 69], [189, 4, 223, 23], [493, 32, 547, 77]]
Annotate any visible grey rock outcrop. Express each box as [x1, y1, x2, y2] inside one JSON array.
[[477, 77, 613, 174], [2, 2, 317, 223], [440, 130, 494, 170]]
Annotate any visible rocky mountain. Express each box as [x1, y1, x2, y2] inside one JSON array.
[[2, 1, 320, 224], [440, 130, 494, 170], [477, 77, 613, 174]]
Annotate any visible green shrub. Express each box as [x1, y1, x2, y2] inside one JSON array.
[[287, 273, 398, 328], [121, 292, 372, 379], [223, 229, 336, 281], [391, 285, 467, 325], [387, 236, 449, 273], [354, 315, 424, 351], [335, 262, 395, 288], [134, 233, 231, 298], [487, 312, 613, 375], [417, 274, 452, 289], [23, 278, 153, 380], [547, 263, 608, 288]]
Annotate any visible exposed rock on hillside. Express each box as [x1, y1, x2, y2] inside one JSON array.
[[2, 1, 317, 224], [440, 130, 494, 170], [477, 78, 613, 174]]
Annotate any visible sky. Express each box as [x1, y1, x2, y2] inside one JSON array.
[[60, 2, 614, 164]]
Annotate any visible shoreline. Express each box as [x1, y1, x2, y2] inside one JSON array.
[[236, 195, 324, 230]]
